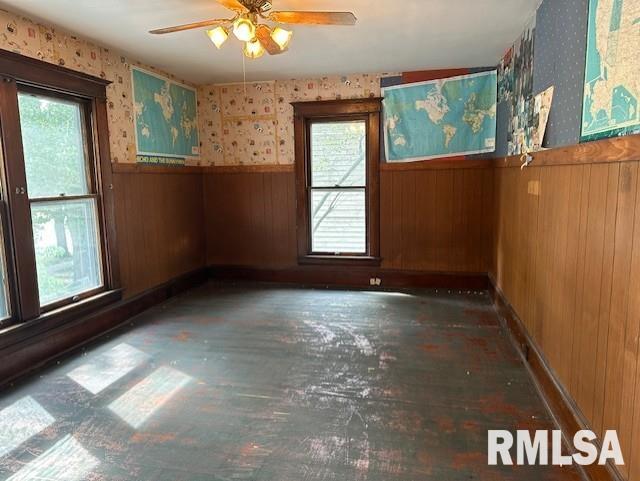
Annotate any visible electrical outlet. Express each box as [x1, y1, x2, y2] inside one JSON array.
[[370, 278, 376, 286], [375, 278, 382, 286]]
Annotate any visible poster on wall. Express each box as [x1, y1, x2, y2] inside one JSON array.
[[382, 70, 497, 162], [131, 67, 199, 165], [498, 17, 536, 155], [532, 86, 555, 151], [581, 0, 640, 141], [509, 86, 555, 154]]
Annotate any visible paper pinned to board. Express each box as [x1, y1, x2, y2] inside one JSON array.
[[531, 86, 554, 152]]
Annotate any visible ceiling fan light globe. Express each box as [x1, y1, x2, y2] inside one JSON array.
[[233, 17, 256, 42], [206, 27, 229, 49], [244, 39, 265, 59], [271, 27, 292, 50]]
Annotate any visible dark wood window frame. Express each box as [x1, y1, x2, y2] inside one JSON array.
[[293, 98, 382, 266], [0, 49, 121, 333]]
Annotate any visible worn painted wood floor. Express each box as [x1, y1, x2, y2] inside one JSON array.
[[0, 283, 583, 481]]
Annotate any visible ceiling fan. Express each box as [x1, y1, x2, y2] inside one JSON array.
[[149, 0, 357, 59]]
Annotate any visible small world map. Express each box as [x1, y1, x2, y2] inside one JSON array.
[[383, 71, 497, 162], [132, 68, 199, 164], [582, 0, 640, 140]]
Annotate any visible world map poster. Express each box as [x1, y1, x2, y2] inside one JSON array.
[[132, 67, 199, 165], [581, 0, 640, 141], [383, 71, 497, 162]]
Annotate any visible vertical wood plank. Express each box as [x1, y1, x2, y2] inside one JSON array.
[[591, 163, 621, 435], [555, 165, 585, 389], [391, 172, 403, 269], [414, 170, 438, 271], [569, 165, 592, 398], [379, 170, 393, 269], [400, 171, 416, 270], [616, 163, 640, 471], [627, 171, 640, 481], [602, 164, 638, 470], [435, 170, 454, 272]]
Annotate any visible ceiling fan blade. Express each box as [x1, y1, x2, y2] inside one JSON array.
[[256, 25, 286, 55], [217, 0, 249, 13], [149, 18, 231, 34], [268, 11, 357, 25]]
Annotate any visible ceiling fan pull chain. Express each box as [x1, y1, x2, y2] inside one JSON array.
[[242, 50, 247, 99]]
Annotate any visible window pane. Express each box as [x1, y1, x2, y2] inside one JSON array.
[[311, 121, 366, 187], [18, 93, 89, 198], [311, 189, 366, 254], [31, 199, 102, 306]]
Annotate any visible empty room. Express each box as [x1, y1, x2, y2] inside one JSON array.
[[0, 0, 638, 480]]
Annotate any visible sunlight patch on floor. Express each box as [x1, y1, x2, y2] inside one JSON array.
[[67, 343, 150, 395], [0, 396, 55, 458], [108, 366, 192, 429], [5, 434, 98, 481]]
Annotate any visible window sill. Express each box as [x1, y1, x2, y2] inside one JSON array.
[[298, 255, 382, 267], [0, 289, 122, 350]]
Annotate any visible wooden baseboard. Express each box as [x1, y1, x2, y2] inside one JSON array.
[[209, 265, 489, 290], [0, 268, 208, 387], [488, 276, 624, 481]]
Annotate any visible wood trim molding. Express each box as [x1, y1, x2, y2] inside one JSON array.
[[0, 48, 111, 99], [489, 276, 625, 481], [0, 77, 40, 319], [494, 133, 640, 168], [94, 97, 121, 291], [0, 267, 208, 388], [112, 163, 205, 175], [202, 160, 492, 174], [291, 97, 383, 116], [381, 158, 494, 171], [210, 265, 489, 290], [202, 164, 295, 174]]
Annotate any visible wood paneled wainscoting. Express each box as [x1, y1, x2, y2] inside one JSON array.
[[0, 164, 208, 386], [204, 161, 494, 287], [491, 135, 640, 481], [112, 164, 207, 297]]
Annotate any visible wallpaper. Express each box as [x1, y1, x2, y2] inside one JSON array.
[[198, 74, 389, 166], [1, 7, 393, 167], [0, 8, 199, 165]]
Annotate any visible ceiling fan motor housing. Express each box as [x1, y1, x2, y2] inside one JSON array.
[[241, 0, 272, 13]]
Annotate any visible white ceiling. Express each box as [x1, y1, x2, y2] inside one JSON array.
[[0, 0, 541, 84]]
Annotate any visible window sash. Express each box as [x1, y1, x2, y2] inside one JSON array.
[[309, 187, 367, 256], [309, 120, 367, 189], [16, 88, 106, 311], [30, 196, 104, 310], [304, 116, 373, 259], [18, 90, 94, 199]]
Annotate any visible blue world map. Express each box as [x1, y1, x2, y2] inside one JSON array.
[[383, 71, 497, 162], [132, 68, 199, 163]]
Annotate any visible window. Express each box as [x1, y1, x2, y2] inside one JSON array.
[[19, 92, 103, 307], [0, 50, 119, 327], [310, 121, 367, 254], [293, 99, 381, 265]]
